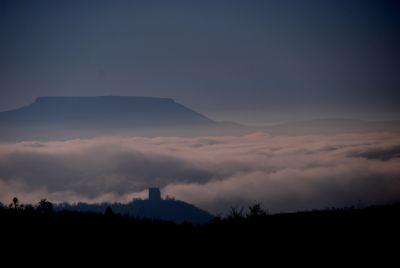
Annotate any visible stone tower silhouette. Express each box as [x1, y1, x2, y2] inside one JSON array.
[[148, 187, 161, 201]]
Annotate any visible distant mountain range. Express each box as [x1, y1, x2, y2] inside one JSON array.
[[260, 118, 400, 135], [0, 96, 399, 140]]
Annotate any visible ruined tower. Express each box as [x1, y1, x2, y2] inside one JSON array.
[[148, 187, 161, 201]]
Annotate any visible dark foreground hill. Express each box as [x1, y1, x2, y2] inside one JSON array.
[[1, 199, 399, 261], [56, 198, 214, 224]]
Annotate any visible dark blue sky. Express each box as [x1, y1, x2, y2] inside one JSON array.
[[1, 0, 399, 123]]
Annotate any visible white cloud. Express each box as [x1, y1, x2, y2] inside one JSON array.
[[0, 132, 400, 213]]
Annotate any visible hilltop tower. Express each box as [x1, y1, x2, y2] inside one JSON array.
[[148, 187, 161, 201]]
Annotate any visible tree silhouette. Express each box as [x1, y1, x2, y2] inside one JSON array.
[[37, 199, 53, 214], [247, 203, 267, 219], [9, 197, 20, 209], [228, 206, 245, 222], [104, 206, 115, 217]]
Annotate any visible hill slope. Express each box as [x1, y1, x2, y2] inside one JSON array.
[[56, 199, 214, 224]]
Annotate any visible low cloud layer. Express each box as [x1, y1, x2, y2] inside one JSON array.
[[1, 132, 400, 214]]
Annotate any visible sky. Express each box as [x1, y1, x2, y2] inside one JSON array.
[[1, 0, 400, 123]]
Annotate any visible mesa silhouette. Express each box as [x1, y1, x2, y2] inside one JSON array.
[[0, 96, 249, 140], [3, 96, 212, 125], [1, 96, 399, 141]]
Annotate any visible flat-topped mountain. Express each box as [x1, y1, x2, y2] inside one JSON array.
[[0, 96, 230, 140], [0, 96, 399, 141], [0, 96, 214, 126]]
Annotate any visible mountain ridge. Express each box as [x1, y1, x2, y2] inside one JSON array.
[[0, 96, 399, 141]]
